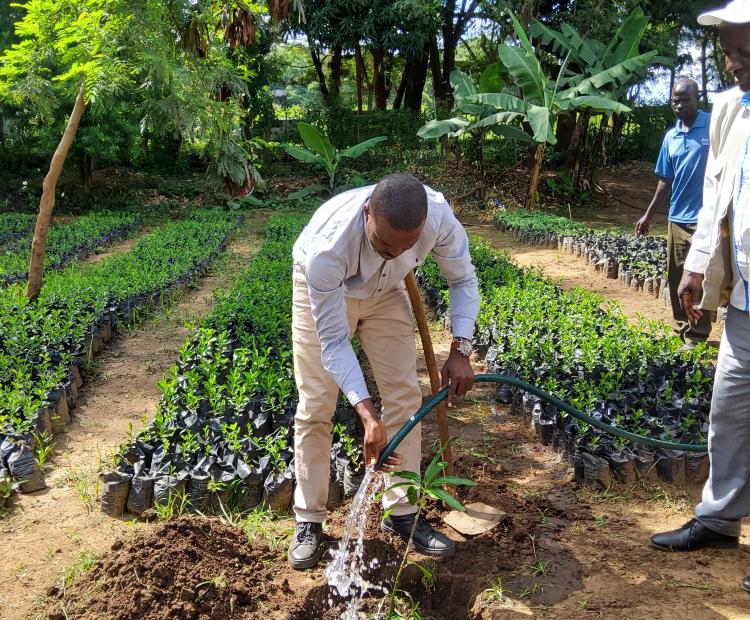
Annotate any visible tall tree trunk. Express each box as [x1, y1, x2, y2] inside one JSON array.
[[428, 35, 443, 111], [79, 154, 95, 190], [404, 45, 430, 112], [520, 0, 536, 29], [329, 45, 343, 97], [607, 112, 626, 166], [372, 47, 388, 110], [356, 44, 373, 111], [439, 33, 457, 111], [393, 64, 410, 110], [525, 143, 545, 210], [355, 45, 363, 114], [700, 33, 709, 106], [310, 47, 330, 100], [669, 65, 676, 97], [712, 30, 731, 89], [584, 115, 607, 188], [571, 109, 591, 188], [27, 82, 87, 301], [554, 112, 577, 154]]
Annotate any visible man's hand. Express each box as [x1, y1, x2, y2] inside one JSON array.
[[677, 270, 705, 321], [354, 398, 403, 472], [441, 350, 475, 407], [635, 214, 652, 237]]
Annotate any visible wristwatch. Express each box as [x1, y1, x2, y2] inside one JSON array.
[[451, 337, 473, 357]]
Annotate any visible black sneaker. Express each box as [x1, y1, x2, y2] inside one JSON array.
[[288, 522, 323, 569], [382, 513, 456, 558]]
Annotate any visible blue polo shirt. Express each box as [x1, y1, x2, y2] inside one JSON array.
[[655, 109, 711, 224]]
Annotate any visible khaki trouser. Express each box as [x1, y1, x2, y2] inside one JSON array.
[[668, 221, 712, 343], [291, 267, 422, 523]]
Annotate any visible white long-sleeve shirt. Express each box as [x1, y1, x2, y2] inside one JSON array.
[[292, 184, 480, 406], [685, 87, 750, 311]]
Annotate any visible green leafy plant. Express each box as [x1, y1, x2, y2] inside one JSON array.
[[33, 430, 55, 473], [333, 422, 363, 471], [283, 123, 386, 195], [382, 446, 476, 618]]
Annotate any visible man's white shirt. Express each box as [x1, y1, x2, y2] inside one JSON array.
[[685, 87, 750, 311], [293, 185, 480, 406]]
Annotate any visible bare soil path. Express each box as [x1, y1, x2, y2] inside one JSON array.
[[78, 226, 152, 266], [0, 218, 264, 620], [463, 219, 725, 346]]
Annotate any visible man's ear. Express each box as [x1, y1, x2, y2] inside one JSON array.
[[363, 200, 370, 218]]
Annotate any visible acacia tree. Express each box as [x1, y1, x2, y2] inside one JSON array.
[[0, 0, 137, 300], [0, 0, 292, 300]]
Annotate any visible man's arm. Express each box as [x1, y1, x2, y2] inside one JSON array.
[[305, 251, 400, 469], [680, 116, 721, 320], [636, 178, 672, 236], [636, 136, 674, 237], [431, 201, 481, 404]]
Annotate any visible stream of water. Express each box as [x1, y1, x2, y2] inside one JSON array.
[[325, 468, 387, 619]]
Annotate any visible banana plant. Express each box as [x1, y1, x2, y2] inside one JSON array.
[[529, 7, 672, 181], [419, 9, 662, 209], [283, 123, 386, 196]]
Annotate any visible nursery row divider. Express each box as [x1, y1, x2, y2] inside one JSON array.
[[404, 270, 456, 498]]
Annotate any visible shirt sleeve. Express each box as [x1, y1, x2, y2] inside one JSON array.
[[685, 119, 720, 274], [304, 249, 370, 406], [431, 200, 481, 340], [654, 134, 674, 180]]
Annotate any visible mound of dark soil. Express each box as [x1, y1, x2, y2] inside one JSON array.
[[48, 517, 275, 620]]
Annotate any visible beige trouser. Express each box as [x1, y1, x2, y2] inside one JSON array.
[[292, 267, 422, 523]]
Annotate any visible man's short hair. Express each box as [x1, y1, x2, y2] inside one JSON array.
[[673, 79, 700, 98], [370, 173, 428, 231]]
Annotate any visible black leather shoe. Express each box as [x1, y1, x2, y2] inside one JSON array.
[[382, 513, 456, 558], [742, 576, 750, 594], [288, 522, 323, 569], [650, 519, 739, 552]]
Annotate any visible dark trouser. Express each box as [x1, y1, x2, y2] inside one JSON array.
[[668, 221, 712, 344]]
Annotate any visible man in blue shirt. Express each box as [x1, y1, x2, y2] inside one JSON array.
[[635, 79, 712, 346]]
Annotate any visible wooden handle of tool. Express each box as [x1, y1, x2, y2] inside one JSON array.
[[404, 271, 456, 496]]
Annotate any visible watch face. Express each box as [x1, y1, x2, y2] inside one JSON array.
[[457, 339, 473, 357]]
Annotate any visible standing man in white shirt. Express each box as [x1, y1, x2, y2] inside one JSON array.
[[288, 173, 480, 569], [648, 0, 750, 595]]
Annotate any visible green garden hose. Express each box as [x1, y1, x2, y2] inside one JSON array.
[[375, 373, 708, 470]]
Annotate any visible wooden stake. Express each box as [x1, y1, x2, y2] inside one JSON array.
[[404, 271, 456, 496]]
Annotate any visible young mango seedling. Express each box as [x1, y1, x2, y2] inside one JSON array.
[[381, 446, 476, 619]]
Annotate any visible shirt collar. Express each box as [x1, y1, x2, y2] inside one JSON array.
[[675, 109, 708, 131]]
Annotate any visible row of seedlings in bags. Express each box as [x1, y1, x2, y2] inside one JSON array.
[[417, 237, 714, 489], [0, 211, 142, 286], [0, 209, 242, 495], [493, 209, 669, 303], [101, 215, 365, 518], [0, 213, 36, 246]]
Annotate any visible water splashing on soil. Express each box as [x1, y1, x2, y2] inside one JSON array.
[[325, 468, 386, 618]]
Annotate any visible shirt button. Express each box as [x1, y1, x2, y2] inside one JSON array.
[[378, 288, 382, 292], [381, 273, 385, 277]]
